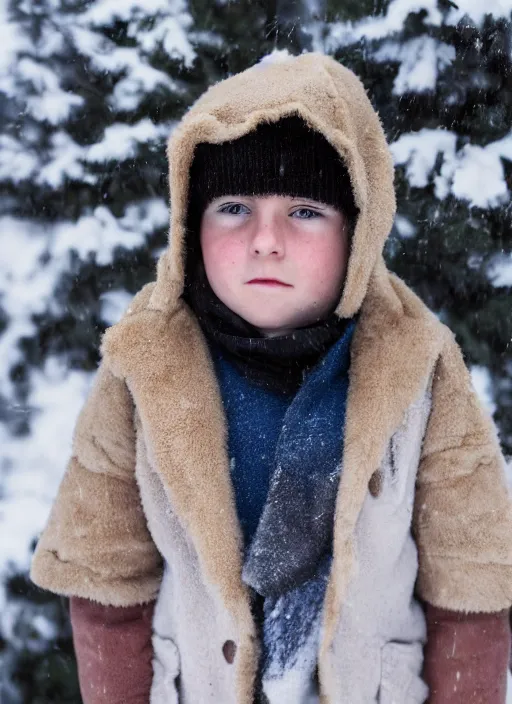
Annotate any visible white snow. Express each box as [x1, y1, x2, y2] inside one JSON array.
[[0, 359, 92, 617], [446, 0, 512, 26], [96, 47, 181, 111], [390, 129, 457, 190], [77, 0, 197, 71], [18, 58, 84, 125], [0, 17, 82, 124], [0, 0, 31, 94], [470, 365, 497, 417], [100, 290, 135, 327], [0, 196, 166, 632], [374, 37, 455, 94], [390, 128, 512, 209], [1, 0, 195, 123], [85, 119, 171, 162], [256, 49, 297, 67], [323, 0, 512, 53], [318, 0, 512, 99], [394, 215, 417, 239], [450, 141, 512, 209], [82, 0, 189, 28], [139, 15, 195, 60], [487, 253, 512, 287], [74, 0, 195, 110], [51, 207, 144, 263], [0, 203, 153, 405], [0, 135, 40, 183], [324, 0, 443, 47], [38, 132, 86, 188], [1, 119, 174, 188]]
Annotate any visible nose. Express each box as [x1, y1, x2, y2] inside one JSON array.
[[250, 220, 284, 258]]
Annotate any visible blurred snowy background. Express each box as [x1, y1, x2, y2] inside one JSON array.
[[0, 0, 511, 700]]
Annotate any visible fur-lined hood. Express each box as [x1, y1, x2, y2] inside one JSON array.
[[145, 51, 397, 319]]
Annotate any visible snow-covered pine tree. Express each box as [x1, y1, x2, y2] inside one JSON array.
[[312, 0, 512, 455], [1, 0, 511, 699]]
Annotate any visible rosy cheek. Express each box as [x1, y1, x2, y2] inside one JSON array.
[[306, 241, 342, 285], [219, 238, 243, 264]]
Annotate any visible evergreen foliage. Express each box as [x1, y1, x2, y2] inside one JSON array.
[[0, 0, 510, 699]]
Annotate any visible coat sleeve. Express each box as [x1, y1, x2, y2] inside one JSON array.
[[413, 328, 512, 613], [422, 603, 511, 703], [69, 596, 156, 704], [30, 359, 163, 607]]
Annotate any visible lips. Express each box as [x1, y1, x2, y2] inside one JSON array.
[[247, 279, 292, 287]]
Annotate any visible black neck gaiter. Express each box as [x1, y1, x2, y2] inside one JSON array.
[[182, 260, 350, 396]]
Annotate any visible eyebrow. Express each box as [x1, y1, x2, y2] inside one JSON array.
[[290, 196, 327, 209]]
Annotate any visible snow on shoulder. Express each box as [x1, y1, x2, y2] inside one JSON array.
[[252, 49, 297, 69]]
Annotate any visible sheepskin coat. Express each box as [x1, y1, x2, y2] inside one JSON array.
[[30, 52, 512, 703]]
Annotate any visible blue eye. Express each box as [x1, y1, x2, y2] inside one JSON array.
[[218, 203, 249, 215], [216, 204, 322, 218], [292, 208, 322, 219]]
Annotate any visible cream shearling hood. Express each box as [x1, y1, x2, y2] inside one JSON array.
[[149, 51, 396, 319]]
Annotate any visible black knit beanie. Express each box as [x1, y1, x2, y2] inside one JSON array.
[[189, 114, 356, 213]]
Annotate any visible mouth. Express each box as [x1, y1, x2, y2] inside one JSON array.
[[247, 279, 292, 287]]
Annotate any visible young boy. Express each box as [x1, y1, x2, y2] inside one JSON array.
[[30, 52, 512, 703]]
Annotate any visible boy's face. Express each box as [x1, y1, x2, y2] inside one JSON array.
[[199, 194, 351, 337]]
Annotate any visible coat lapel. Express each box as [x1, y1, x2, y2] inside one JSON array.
[[100, 295, 257, 699]]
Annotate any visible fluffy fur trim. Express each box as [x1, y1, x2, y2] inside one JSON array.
[[30, 358, 163, 607], [147, 52, 396, 320], [413, 330, 512, 612]]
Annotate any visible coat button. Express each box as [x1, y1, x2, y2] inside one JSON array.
[[222, 639, 237, 664], [368, 469, 382, 498]]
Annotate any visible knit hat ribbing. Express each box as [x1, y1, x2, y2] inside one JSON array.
[[187, 113, 357, 218]]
